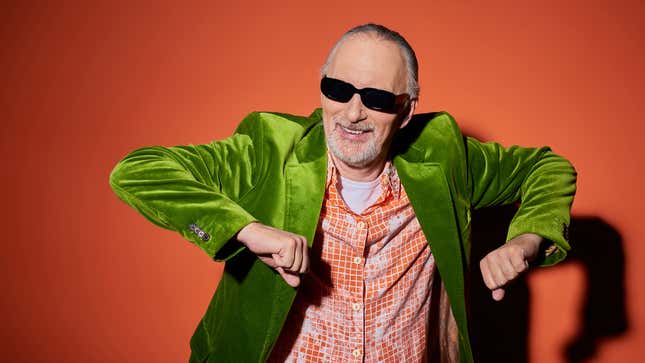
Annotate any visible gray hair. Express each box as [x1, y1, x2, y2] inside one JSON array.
[[321, 23, 419, 99]]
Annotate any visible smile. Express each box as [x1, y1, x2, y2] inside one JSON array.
[[339, 125, 372, 135]]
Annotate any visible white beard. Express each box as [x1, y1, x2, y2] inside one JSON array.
[[326, 119, 380, 167]]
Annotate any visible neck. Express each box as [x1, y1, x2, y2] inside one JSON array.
[[330, 153, 387, 182]]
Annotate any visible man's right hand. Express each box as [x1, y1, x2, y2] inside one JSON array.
[[236, 222, 309, 287]]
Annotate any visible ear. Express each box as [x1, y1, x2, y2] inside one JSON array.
[[399, 98, 418, 129]]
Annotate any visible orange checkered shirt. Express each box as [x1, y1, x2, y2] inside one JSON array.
[[269, 159, 437, 362]]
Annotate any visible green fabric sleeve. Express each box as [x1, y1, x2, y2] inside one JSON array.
[[466, 137, 577, 265], [109, 114, 264, 261]]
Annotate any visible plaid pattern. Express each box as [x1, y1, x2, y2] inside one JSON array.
[[269, 160, 436, 362]]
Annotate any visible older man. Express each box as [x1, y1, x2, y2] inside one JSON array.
[[110, 24, 576, 362]]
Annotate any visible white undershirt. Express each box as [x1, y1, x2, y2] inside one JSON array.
[[338, 175, 383, 214]]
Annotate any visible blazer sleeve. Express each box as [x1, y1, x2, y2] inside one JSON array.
[[109, 113, 265, 261], [466, 137, 577, 266]]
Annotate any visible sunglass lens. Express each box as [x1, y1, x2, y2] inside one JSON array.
[[361, 89, 396, 112], [321, 77, 354, 103]]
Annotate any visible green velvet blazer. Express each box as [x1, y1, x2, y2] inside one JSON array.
[[109, 109, 576, 363]]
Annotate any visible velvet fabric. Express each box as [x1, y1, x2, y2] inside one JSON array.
[[109, 109, 576, 363]]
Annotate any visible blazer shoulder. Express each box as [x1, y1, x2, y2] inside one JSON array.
[[414, 111, 463, 138], [394, 111, 465, 159], [235, 109, 322, 140], [233, 109, 326, 163]]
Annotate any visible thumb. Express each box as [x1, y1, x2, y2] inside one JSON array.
[[276, 267, 301, 287], [492, 288, 505, 301]]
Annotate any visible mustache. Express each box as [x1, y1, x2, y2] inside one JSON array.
[[332, 117, 374, 132]]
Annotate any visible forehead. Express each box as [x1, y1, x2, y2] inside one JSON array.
[[325, 34, 407, 93]]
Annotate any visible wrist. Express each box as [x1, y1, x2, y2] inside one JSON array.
[[512, 233, 543, 262], [236, 222, 260, 246]]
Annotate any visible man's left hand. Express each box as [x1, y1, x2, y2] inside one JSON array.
[[479, 233, 543, 301]]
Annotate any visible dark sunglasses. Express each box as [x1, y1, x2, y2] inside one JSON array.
[[320, 76, 410, 113]]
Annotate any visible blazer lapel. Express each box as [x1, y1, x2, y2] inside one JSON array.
[[263, 122, 328, 351], [284, 157, 327, 246], [283, 120, 328, 245], [394, 157, 469, 345]]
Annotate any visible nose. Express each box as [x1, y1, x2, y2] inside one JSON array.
[[344, 93, 367, 123]]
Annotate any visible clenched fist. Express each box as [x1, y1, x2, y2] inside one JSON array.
[[236, 222, 309, 287], [479, 233, 543, 301]]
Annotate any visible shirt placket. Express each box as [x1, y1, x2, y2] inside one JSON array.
[[349, 218, 368, 362]]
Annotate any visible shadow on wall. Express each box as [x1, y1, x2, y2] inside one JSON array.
[[468, 205, 628, 363]]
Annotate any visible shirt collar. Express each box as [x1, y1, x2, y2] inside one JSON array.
[[326, 153, 401, 199]]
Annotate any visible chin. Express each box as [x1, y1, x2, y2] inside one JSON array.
[[328, 132, 384, 166], [333, 149, 379, 168]]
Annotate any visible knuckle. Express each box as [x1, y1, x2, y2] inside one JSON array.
[[505, 270, 517, 280], [508, 244, 523, 257], [497, 247, 510, 258], [481, 254, 495, 266], [482, 275, 495, 288], [492, 275, 503, 287]]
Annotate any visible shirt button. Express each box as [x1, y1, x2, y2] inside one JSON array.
[[356, 221, 365, 229], [353, 256, 362, 265], [352, 349, 362, 358], [352, 302, 361, 311]]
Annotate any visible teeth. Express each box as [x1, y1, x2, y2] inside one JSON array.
[[341, 126, 365, 134]]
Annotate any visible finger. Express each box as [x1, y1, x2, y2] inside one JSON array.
[[510, 251, 529, 273], [500, 253, 520, 281], [492, 288, 505, 301], [493, 250, 521, 286], [276, 267, 301, 287], [275, 238, 296, 268], [480, 257, 498, 290], [258, 254, 278, 268], [486, 252, 511, 288], [290, 239, 303, 273], [299, 238, 309, 274]]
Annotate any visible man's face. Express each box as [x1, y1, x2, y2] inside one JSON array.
[[321, 34, 415, 170]]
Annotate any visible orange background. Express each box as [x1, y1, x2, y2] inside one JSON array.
[[2, 1, 644, 362]]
